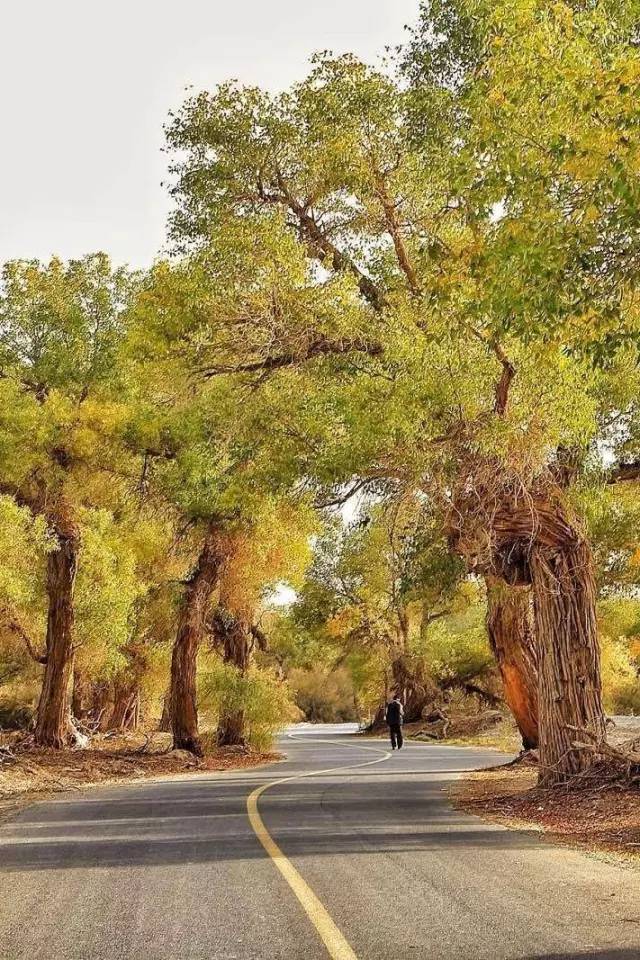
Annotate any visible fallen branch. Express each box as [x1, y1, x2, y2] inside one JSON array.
[[567, 724, 640, 782]]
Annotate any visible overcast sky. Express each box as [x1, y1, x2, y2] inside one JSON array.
[[0, 0, 419, 270]]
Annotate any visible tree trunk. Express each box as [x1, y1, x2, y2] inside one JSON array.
[[216, 611, 252, 747], [485, 576, 538, 749], [170, 521, 231, 755], [108, 680, 140, 731], [531, 538, 605, 785], [34, 514, 80, 748], [450, 472, 606, 784], [158, 692, 171, 732], [71, 666, 91, 722], [369, 653, 436, 728], [492, 493, 606, 783], [390, 653, 435, 723]]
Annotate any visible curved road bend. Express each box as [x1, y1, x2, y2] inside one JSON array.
[[0, 724, 639, 960]]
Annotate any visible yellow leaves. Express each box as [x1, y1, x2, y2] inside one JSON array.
[[487, 88, 506, 107], [583, 204, 600, 225], [550, 1, 574, 34], [220, 499, 318, 617], [616, 57, 640, 87]]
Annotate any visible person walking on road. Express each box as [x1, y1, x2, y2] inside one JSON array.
[[385, 695, 404, 750]]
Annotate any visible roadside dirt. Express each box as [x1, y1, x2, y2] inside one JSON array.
[[0, 730, 280, 824], [453, 752, 640, 865]]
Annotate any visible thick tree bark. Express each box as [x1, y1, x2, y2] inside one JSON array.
[[71, 666, 91, 722], [450, 472, 606, 784], [34, 514, 80, 748], [485, 576, 538, 750], [369, 651, 436, 728], [170, 522, 231, 755], [215, 611, 252, 747], [530, 538, 605, 785], [106, 644, 148, 732]]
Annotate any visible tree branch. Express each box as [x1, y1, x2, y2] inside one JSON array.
[[470, 326, 516, 416], [608, 462, 640, 484], [1, 608, 47, 664], [199, 335, 383, 379], [372, 170, 420, 295], [274, 169, 386, 313]]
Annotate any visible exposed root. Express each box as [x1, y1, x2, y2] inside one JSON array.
[[568, 725, 640, 786]]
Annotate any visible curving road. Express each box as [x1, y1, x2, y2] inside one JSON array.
[[0, 725, 639, 960]]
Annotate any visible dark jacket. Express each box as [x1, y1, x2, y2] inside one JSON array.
[[385, 699, 404, 726]]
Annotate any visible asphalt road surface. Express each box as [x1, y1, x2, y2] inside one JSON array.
[[1, 725, 639, 960]]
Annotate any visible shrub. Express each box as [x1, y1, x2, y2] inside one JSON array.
[[601, 633, 640, 715], [289, 666, 358, 723], [198, 660, 299, 751], [420, 605, 494, 687], [0, 695, 34, 730]]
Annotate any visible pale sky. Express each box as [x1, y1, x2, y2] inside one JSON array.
[[0, 0, 420, 270]]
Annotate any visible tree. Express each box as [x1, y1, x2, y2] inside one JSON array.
[[165, 48, 611, 781], [210, 499, 315, 745], [288, 496, 465, 723], [0, 255, 136, 746], [126, 246, 324, 753], [485, 577, 538, 750]]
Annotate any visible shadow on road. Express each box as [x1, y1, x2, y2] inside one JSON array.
[[0, 820, 542, 872]]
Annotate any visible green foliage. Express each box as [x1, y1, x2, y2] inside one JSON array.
[[0, 495, 51, 619], [288, 667, 358, 723], [198, 659, 298, 751], [4, 1, 640, 744], [73, 510, 142, 679], [418, 594, 494, 685], [599, 597, 640, 713]]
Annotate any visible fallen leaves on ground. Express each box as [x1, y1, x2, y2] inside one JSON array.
[[453, 755, 640, 864]]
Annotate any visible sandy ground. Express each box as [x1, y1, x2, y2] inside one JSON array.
[[453, 720, 640, 865]]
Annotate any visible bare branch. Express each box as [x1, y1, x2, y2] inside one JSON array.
[[470, 326, 516, 416], [274, 168, 386, 312]]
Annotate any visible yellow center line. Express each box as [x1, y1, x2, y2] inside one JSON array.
[[246, 736, 391, 960]]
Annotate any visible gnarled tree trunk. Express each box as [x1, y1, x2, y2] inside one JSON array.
[[34, 514, 80, 748], [390, 652, 435, 723], [369, 647, 435, 729], [71, 666, 91, 722], [530, 537, 605, 785], [106, 644, 149, 732], [170, 521, 232, 755], [485, 576, 538, 750], [494, 494, 606, 784], [158, 692, 171, 732], [450, 466, 606, 785]]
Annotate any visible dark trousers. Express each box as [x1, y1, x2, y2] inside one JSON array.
[[389, 724, 403, 749]]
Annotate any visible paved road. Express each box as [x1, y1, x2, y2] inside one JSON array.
[[0, 725, 639, 960]]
